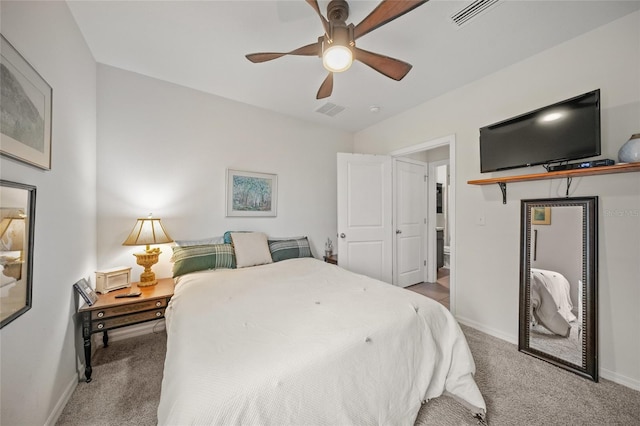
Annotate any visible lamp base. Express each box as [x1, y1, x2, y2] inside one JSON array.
[[133, 251, 160, 287], [137, 273, 157, 287]]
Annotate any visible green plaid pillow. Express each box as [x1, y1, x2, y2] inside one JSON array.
[[268, 237, 312, 262], [171, 244, 236, 277]]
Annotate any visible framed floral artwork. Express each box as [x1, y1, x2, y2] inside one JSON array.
[[226, 169, 277, 217]]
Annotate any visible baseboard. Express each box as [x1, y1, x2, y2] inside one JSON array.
[[92, 318, 166, 346], [600, 367, 640, 391], [457, 316, 640, 391], [44, 374, 77, 426], [456, 315, 518, 345]]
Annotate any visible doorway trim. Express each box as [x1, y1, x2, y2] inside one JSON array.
[[392, 157, 428, 288], [391, 134, 457, 314]]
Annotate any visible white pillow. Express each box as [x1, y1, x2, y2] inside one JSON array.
[[231, 232, 273, 268]]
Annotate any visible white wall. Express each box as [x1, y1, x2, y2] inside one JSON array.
[[96, 65, 353, 281], [532, 206, 583, 309], [354, 12, 640, 388], [0, 1, 97, 425]]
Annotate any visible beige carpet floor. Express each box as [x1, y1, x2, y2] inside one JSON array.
[[56, 324, 640, 425]]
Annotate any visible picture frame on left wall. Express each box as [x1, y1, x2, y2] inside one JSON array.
[[0, 34, 52, 170], [0, 180, 36, 329]]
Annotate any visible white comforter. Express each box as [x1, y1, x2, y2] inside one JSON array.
[[530, 268, 576, 323], [158, 258, 486, 425], [529, 268, 578, 337]]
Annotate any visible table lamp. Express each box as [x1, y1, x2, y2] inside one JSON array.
[[0, 213, 25, 280], [122, 214, 173, 286]]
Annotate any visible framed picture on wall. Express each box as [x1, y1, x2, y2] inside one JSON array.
[[226, 169, 277, 217], [0, 34, 53, 170], [531, 207, 551, 225]]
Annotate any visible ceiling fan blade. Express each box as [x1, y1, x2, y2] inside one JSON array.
[[316, 72, 334, 99], [354, 47, 413, 81], [246, 41, 320, 63], [305, 0, 330, 35], [354, 0, 428, 40]]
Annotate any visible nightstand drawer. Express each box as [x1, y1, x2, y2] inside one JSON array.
[[92, 309, 166, 332], [91, 299, 167, 320]]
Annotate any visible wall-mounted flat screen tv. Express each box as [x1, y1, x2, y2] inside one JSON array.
[[479, 89, 601, 173]]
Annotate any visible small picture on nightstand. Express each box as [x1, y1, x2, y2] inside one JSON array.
[[74, 278, 98, 306]]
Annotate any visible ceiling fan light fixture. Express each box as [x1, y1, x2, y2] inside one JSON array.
[[246, 0, 428, 98], [323, 45, 353, 72]]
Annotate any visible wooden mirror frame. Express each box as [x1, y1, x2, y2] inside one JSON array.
[[519, 196, 598, 381]]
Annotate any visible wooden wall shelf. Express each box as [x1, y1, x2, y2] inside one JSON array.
[[467, 163, 640, 203]]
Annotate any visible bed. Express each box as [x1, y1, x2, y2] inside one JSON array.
[[529, 268, 578, 337], [157, 234, 486, 425]]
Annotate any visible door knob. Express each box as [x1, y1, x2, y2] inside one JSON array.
[[396, 230, 402, 234], [340, 233, 346, 238]]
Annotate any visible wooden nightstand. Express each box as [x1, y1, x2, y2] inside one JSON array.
[[323, 254, 338, 265], [78, 277, 174, 382]]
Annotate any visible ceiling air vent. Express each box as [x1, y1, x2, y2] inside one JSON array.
[[451, 0, 501, 27], [315, 102, 346, 117]]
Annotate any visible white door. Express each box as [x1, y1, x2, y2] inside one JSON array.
[[337, 153, 392, 283], [394, 159, 426, 287]]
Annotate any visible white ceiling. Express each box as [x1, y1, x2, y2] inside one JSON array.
[[67, 1, 640, 132]]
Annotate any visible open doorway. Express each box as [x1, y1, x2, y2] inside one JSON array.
[[391, 135, 455, 312], [426, 160, 451, 308]]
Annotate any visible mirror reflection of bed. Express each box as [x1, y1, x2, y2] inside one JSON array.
[[528, 206, 583, 365], [0, 270, 27, 322], [529, 269, 582, 365], [0, 209, 27, 324]]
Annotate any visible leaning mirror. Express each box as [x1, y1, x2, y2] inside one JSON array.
[[519, 196, 598, 381], [0, 180, 36, 329]]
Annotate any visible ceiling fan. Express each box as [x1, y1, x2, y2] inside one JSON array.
[[246, 0, 428, 99]]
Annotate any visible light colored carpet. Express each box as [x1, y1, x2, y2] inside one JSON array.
[[530, 320, 582, 365], [56, 324, 640, 426], [417, 325, 640, 425], [56, 331, 166, 426]]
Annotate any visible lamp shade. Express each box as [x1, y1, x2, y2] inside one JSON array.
[[0, 216, 25, 252], [122, 217, 173, 248]]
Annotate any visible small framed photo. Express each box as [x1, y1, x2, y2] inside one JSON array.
[[226, 169, 277, 217], [531, 207, 551, 225], [73, 278, 98, 306], [0, 34, 53, 170]]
